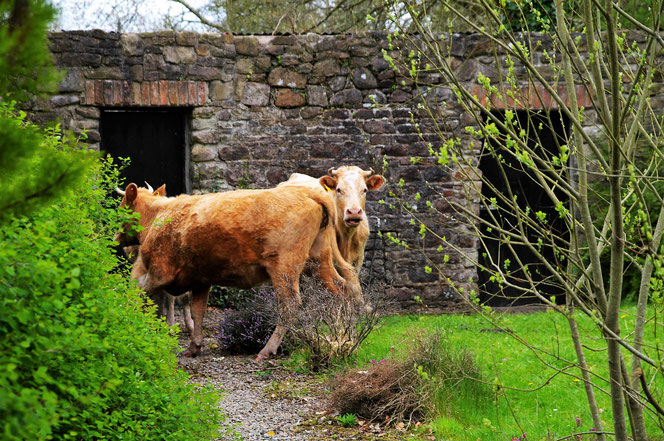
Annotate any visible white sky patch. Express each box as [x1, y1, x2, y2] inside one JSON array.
[[50, 0, 211, 32]]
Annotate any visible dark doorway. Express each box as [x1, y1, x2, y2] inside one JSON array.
[[100, 108, 191, 195], [478, 110, 571, 306]]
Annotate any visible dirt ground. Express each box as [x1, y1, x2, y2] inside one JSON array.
[[174, 307, 416, 441]]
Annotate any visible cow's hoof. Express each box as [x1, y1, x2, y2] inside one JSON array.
[[184, 343, 202, 357]]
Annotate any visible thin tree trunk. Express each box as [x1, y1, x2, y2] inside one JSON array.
[[604, 0, 628, 439], [555, 2, 606, 437], [630, 204, 664, 440], [569, 314, 607, 441]]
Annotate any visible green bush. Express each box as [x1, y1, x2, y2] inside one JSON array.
[[0, 117, 224, 440], [208, 285, 249, 309]]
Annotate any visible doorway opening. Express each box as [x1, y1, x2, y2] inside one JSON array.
[[100, 108, 191, 195], [477, 110, 571, 306]]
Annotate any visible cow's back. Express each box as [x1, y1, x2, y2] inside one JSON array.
[[140, 187, 328, 293]]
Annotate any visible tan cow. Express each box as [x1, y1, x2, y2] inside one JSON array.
[[115, 183, 361, 360], [279, 166, 385, 273]]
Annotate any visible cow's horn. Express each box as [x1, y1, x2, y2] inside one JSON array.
[[328, 167, 338, 177], [115, 187, 126, 196], [362, 168, 375, 177], [144, 181, 154, 192]]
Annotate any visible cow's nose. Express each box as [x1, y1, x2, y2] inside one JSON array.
[[345, 208, 363, 218]]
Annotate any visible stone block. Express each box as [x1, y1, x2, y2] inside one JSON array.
[[234, 36, 259, 56], [196, 162, 227, 180], [281, 53, 300, 66], [84, 66, 124, 80], [306, 85, 328, 107], [129, 65, 143, 81], [187, 65, 222, 80], [313, 59, 340, 77], [50, 95, 79, 107], [255, 56, 272, 71], [268, 67, 306, 88], [86, 130, 100, 143], [75, 106, 99, 119], [455, 59, 477, 81], [352, 67, 378, 89], [389, 89, 411, 103], [363, 120, 395, 134], [328, 76, 346, 92], [218, 145, 250, 160], [364, 90, 386, 104], [176, 31, 198, 46], [209, 81, 234, 102], [58, 69, 82, 93], [192, 130, 220, 144], [236, 58, 254, 74], [163, 46, 197, 64], [351, 46, 374, 57], [298, 63, 313, 75], [60, 53, 101, 67], [120, 33, 143, 56], [300, 106, 323, 119], [271, 35, 296, 45], [241, 82, 270, 106], [323, 108, 350, 119], [191, 145, 217, 161], [330, 88, 362, 106], [195, 44, 210, 56], [275, 89, 305, 108], [208, 43, 236, 58]]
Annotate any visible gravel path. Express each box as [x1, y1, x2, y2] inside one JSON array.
[[174, 307, 408, 441]]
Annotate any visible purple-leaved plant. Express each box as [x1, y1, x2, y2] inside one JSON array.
[[216, 288, 278, 354]]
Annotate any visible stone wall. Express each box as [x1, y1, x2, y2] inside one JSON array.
[[32, 30, 662, 310]]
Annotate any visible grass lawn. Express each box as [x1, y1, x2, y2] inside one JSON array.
[[345, 305, 664, 440]]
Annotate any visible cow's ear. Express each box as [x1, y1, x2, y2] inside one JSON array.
[[154, 184, 166, 196], [319, 175, 337, 191], [125, 183, 138, 204], [366, 175, 385, 191]]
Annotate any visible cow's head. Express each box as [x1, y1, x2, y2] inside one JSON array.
[[319, 166, 385, 228], [114, 182, 166, 246]]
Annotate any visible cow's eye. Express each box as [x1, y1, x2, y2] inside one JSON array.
[[337, 188, 343, 195], [363, 188, 368, 193]]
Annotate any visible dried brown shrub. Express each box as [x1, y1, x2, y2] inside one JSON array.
[[329, 360, 427, 424], [284, 275, 389, 369], [329, 330, 486, 426]]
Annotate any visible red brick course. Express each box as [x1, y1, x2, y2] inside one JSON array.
[[84, 80, 207, 106], [471, 84, 594, 110]]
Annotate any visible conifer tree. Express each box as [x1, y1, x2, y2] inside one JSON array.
[[0, 0, 90, 221]]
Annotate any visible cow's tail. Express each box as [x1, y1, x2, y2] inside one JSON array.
[[306, 191, 336, 230]]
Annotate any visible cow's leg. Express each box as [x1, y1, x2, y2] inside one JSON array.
[[318, 249, 347, 294], [165, 293, 176, 326], [181, 292, 194, 334], [310, 227, 362, 300], [257, 269, 303, 361], [326, 228, 364, 305], [184, 286, 210, 357]]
